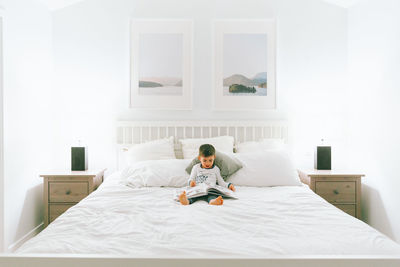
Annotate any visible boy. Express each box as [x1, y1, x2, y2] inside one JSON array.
[[179, 144, 235, 205]]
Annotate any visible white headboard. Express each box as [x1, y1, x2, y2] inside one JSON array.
[[116, 121, 288, 166]]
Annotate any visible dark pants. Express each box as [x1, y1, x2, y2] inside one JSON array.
[[188, 194, 219, 204]]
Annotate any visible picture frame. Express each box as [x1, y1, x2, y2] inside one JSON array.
[[130, 19, 193, 109], [213, 19, 276, 110]]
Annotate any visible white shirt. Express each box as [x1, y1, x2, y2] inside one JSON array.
[[188, 163, 229, 188]]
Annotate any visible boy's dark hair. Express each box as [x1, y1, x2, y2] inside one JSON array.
[[199, 144, 215, 157]]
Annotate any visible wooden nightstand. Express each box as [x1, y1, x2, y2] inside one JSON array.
[[40, 169, 106, 227], [298, 169, 364, 219]]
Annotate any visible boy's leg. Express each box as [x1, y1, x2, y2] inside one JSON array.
[[179, 193, 211, 205], [207, 195, 218, 202], [179, 191, 190, 205], [189, 196, 207, 204], [208, 194, 223, 205]]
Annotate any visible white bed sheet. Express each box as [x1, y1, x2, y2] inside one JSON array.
[[17, 172, 400, 256]]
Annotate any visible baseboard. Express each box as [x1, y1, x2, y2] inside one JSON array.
[[7, 222, 44, 252]]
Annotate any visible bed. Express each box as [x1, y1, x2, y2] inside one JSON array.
[[9, 121, 400, 266], [16, 172, 400, 256]]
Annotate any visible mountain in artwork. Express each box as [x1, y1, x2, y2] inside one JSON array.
[[223, 74, 254, 87], [139, 81, 163, 88], [251, 72, 267, 85], [223, 72, 267, 87], [140, 77, 182, 87]]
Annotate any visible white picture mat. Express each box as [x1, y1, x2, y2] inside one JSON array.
[[130, 20, 193, 109], [213, 20, 276, 110]]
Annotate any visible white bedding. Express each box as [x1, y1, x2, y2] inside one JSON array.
[[17, 172, 400, 256]]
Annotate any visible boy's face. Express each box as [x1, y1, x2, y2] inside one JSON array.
[[198, 155, 215, 169]]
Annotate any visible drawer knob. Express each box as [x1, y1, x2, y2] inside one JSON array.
[[333, 189, 339, 195], [66, 190, 71, 195]]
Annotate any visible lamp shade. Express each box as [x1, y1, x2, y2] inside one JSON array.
[[314, 146, 331, 170], [71, 147, 88, 171]]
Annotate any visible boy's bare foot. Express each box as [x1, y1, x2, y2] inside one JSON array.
[[209, 196, 223, 205], [179, 191, 189, 205]]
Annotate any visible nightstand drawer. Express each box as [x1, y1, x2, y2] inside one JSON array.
[[49, 204, 74, 223], [41, 169, 106, 228], [49, 182, 88, 202], [335, 204, 356, 217], [315, 181, 356, 203]]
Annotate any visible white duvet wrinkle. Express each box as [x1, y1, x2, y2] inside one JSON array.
[[16, 180, 400, 256]]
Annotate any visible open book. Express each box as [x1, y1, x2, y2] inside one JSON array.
[[174, 183, 238, 201]]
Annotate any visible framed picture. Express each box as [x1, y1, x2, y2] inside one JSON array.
[[213, 20, 276, 110], [130, 20, 193, 109]]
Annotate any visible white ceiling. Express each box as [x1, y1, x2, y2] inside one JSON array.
[[37, 0, 362, 11], [322, 0, 362, 8], [36, 0, 84, 10]]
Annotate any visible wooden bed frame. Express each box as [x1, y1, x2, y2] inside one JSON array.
[[116, 120, 288, 168], [116, 121, 289, 146], [1, 120, 399, 266], [1, 254, 399, 266]]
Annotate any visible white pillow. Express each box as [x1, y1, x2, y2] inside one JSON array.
[[236, 138, 285, 153], [179, 136, 234, 159], [125, 137, 175, 163], [121, 159, 191, 188], [260, 138, 286, 149], [227, 150, 301, 186]]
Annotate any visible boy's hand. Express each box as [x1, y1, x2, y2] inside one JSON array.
[[190, 180, 196, 187], [229, 184, 235, 191]]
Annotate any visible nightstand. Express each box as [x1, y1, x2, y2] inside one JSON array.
[[298, 169, 364, 219], [40, 169, 106, 227]]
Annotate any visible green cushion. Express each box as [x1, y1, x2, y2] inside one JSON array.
[[185, 151, 243, 181]]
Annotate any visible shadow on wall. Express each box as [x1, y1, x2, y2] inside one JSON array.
[[14, 183, 44, 249], [361, 184, 395, 240]]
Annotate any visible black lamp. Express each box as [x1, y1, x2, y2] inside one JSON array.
[[314, 139, 331, 170], [71, 141, 88, 171]]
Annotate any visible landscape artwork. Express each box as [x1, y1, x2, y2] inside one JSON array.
[[223, 34, 267, 96], [138, 33, 183, 96]]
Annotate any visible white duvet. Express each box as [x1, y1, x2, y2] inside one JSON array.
[[17, 172, 400, 256]]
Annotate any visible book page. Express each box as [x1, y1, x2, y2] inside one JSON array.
[[174, 184, 238, 200], [174, 184, 208, 200], [208, 185, 238, 199]]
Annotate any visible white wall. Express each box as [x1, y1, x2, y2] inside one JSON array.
[[0, 0, 349, 251], [0, 0, 398, 254], [51, 0, 349, 172], [347, 0, 400, 242], [0, 15, 4, 252], [0, 0, 54, 251]]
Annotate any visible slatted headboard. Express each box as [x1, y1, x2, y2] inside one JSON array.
[[116, 121, 288, 167]]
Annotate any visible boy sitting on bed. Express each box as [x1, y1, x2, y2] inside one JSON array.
[[179, 144, 235, 205]]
